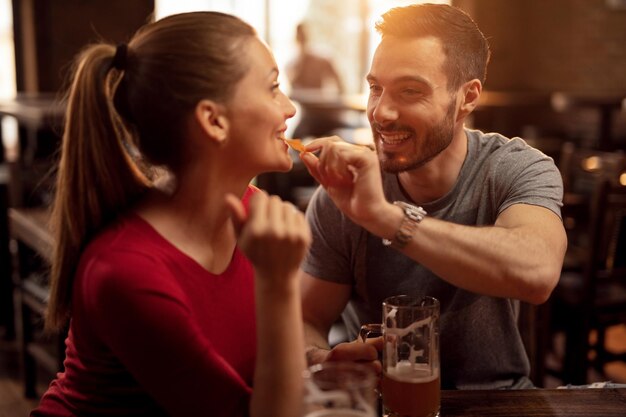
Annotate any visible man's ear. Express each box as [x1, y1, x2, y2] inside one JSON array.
[[457, 79, 482, 121], [195, 99, 230, 145]]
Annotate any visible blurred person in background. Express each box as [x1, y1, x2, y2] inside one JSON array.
[[286, 22, 344, 96], [286, 22, 346, 139]]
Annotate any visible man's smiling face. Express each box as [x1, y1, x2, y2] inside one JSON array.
[[366, 36, 458, 173]]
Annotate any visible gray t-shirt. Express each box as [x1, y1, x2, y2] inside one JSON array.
[[302, 128, 563, 390]]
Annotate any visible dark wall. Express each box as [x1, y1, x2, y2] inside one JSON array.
[[454, 0, 626, 94], [453, 0, 626, 150], [13, 0, 154, 93]]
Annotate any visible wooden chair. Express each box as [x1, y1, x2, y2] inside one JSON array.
[[9, 207, 65, 398], [550, 177, 626, 384], [558, 142, 625, 271], [518, 301, 550, 387], [0, 163, 15, 340], [559, 142, 625, 197]]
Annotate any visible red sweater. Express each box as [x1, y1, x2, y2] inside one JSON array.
[[32, 188, 257, 417]]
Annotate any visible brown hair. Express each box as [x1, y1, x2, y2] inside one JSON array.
[[46, 12, 256, 331], [375, 3, 491, 92]]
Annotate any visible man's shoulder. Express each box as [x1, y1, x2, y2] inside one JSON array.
[[307, 186, 346, 223], [306, 186, 366, 237], [307, 185, 335, 211], [468, 128, 523, 149], [467, 128, 551, 164]]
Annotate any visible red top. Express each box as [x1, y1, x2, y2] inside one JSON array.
[[32, 187, 257, 417]]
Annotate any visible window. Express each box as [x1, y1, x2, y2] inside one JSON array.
[[0, 0, 15, 98], [155, 0, 449, 96]]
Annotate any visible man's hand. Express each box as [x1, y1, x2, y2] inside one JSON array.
[[311, 338, 383, 377], [300, 137, 389, 228]]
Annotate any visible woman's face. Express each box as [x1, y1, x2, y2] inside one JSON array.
[[225, 37, 296, 175]]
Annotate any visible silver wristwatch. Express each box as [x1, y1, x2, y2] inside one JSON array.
[[382, 201, 427, 249]]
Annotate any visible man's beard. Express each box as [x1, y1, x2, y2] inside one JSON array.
[[373, 100, 456, 174]]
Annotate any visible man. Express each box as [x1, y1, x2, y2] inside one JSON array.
[[298, 3, 566, 390], [286, 22, 344, 95], [286, 22, 345, 139]]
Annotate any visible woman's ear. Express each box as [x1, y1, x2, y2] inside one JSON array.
[[195, 99, 230, 145], [457, 79, 482, 121]]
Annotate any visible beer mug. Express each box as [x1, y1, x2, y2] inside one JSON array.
[[302, 362, 378, 417], [360, 295, 440, 417]]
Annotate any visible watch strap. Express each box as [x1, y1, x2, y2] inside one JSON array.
[[382, 201, 426, 249]]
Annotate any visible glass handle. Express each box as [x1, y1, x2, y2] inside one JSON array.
[[359, 323, 383, 343]]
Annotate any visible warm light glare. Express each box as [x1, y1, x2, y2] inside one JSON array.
[[352, 127, 374, 146], [582, 156, 601, 172], [1, 115, 19, 161], [620, 172, 626, 186], [0, 0, 16, 98], [154, 0, 211, 19]]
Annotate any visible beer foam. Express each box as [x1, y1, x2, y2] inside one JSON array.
[[385, 362, 439, 384], [385, 316, 432, 337]]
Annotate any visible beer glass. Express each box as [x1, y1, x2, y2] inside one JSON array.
[[361, 295, 440, 417], [302, 362, 378, 417]]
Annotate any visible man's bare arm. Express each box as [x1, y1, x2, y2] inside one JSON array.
[[300, 271, 380, 369], [300, 140, 566, 305], [381, 203, 567, 304]]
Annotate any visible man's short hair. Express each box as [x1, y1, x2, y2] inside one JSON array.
[[376, 3, 491, 92]]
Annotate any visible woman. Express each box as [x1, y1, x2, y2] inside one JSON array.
[[32, 11, 309, 417]]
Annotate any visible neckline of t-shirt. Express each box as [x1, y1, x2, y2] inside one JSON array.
[[123, 212, 242, 278], [386, 129, 476, 214]]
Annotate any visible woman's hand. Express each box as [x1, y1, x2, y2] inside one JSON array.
[[225, 192, 311, 283], [227, 192, 309, 417]]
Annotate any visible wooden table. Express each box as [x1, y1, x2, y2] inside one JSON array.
[[439, 388, 626, 416]]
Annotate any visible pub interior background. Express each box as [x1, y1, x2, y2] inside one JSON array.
[[0, 0, 625, 414]]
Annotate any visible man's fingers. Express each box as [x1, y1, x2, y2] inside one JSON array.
[[365, 335, 384, 352], [326, 341, 379, 362], [325, 341, 382, 376]]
